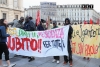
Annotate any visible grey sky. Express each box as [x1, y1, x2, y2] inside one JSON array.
[[23, 0, 100, 12]]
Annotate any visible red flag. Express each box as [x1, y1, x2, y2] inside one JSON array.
[[90, 19, 93, 24], [45, 19, 48, 29], [84, 21, 87, 24], [36, 10, 40, 26]]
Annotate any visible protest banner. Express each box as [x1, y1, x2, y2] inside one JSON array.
[[7, 26, 69, 57], [71, 24, 100, 58]]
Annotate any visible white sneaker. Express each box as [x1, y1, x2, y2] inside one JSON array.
[[52, 59, 56, 63], [57, 61, 60, 64], [8, 63, 16, 67]]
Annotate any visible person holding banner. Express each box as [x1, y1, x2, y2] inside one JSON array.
[[0, 19, 16, 67], [23, 17, 36, 62], [51, 21, 60, 64], [29, 17, 36, 30], [8, 17, 24, 57], [37, 20, 45, 31], [8, 17, 24, 28], [47, 19, 53, 30], [63, 18, 73, 66]]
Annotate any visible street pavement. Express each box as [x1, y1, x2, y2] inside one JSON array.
[[2, 54, 100, 67]]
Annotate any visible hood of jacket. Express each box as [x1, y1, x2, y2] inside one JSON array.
[[65, 18, 70, 25]]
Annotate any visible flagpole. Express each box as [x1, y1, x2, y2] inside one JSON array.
[[46, 16, 50, 30]]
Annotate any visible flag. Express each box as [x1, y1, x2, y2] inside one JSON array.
[[36, 10, 40, 26], [90, 19, 93, 24], [45, 18, 48, 29]]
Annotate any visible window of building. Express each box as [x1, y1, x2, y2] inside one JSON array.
[[68, 5, 69, 8], [76, 5, 77, 8], [75, 13, 76, 16], [77, 5, 79, 8], [72, 9, 73, 11], [81, 18, 82, 21], [63, 5, 65, 8], [3, 13, 6, 19], [74, 17, 75, 20], [87, 13, 89, 16], [14, 0, 18, 8], [0, 0, 7, 4], [74, 17, 76, 21], [57, 6, 58, 8], [80, 12, 82, 16], [0, 0, 2, 4], [78, 18, 79, 21], [66, 5, 68, 8], [78, 13, 79, 16], [60, 5, 62, 8], [65, 13, 66, 16], [70, 5, 71, 8], [75, 5, 76, 8], [3, 0, 7, 4], [15, 15, 18, 20], [79, 5, 81, 8]]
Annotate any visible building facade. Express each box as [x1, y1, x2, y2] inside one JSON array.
[[25, 4, 100, 24], [0, 0, 24, 22]]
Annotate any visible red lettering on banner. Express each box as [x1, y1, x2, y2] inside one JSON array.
[[72, 42, 99, 56], [21, 38, 30, 50], [38, 39, 42, 53], [12, 38, 15, 50], [30, 39, 38, 51], [30, 39, 42, 53], [26, 38, 30, 50], [7, 36, 15, 51], [21, 38, 25, 50], [85, 44, 89, 56], [71, 42, 76, 53], [7, 37, 42, 53], [16, 37, 22, 51], [85, 44, 98, 56], [95, 45, 98, 54], [76, 43, 84, 55]]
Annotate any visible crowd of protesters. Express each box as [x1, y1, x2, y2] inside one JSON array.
[[0, 16, 91, 67]]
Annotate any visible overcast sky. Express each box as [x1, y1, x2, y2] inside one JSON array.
[[23, 0, 100, 12]]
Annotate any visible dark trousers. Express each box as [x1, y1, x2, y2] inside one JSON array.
[[53, 56, 60, 60], [0, 42, 9, 61], [64, 39, 72, 62]]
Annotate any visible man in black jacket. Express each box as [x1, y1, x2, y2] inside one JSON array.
[[37, 20, 45, 31], [63, 18, 73, 66], [23, 17, 35, 62]]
